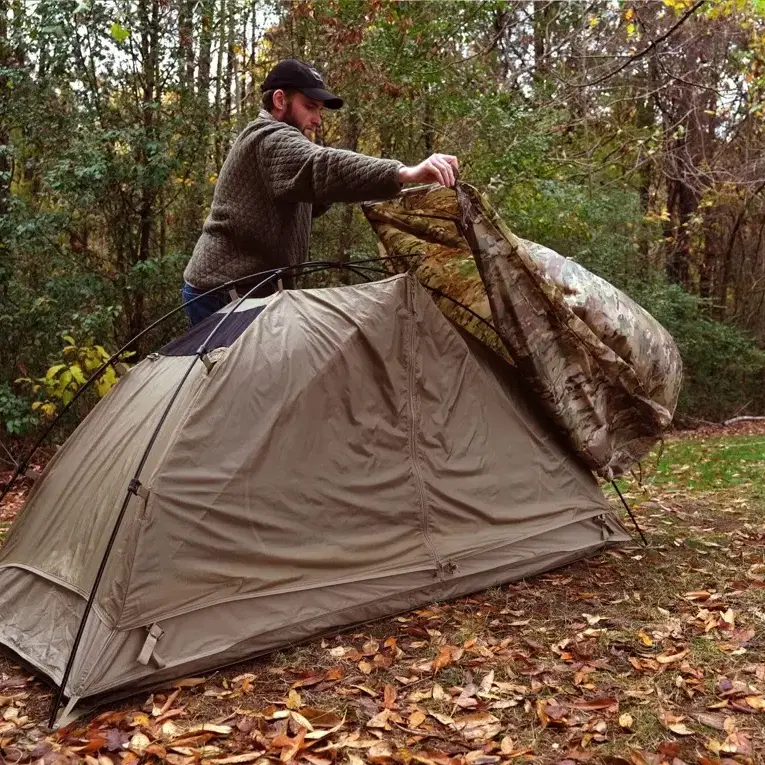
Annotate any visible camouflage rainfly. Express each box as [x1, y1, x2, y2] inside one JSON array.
[[362, 182, 682, 478]]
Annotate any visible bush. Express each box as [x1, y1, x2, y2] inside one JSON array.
[[636, 284, 765, 422], [0, 383, 38, 438]]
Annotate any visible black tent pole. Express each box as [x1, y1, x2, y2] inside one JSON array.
[[611, 480, 648, 546]]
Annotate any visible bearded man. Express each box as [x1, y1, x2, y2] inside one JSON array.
[[181, 58, 459, 326]]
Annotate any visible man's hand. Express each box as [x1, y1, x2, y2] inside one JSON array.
[[399, 154, 459, 187]]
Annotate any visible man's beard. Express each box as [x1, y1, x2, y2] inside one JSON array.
[[283, 103, 312, 138]]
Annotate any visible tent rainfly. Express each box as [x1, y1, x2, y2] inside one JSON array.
[[0, 273, 629, 721]]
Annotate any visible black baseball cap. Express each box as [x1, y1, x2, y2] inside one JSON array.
[[261, 59, 343, 110]]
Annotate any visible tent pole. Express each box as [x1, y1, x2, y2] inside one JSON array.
[[46, 268, 290, 726], [611, 480, 648, 546]]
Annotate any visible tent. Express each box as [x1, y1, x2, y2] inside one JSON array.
[[0, 273, 629, 719]]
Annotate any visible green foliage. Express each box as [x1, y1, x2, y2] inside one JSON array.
[[490, 179, 765, 422], [109, 22, 130, 43], [638, 285, 765, 421], [491, 181, 657, 291], [15, 334, 134, 422], [3, 0, 765, 448], [0, 384, 38, 437]]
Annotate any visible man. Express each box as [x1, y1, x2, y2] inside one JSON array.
[[182, 58, 459, 326]]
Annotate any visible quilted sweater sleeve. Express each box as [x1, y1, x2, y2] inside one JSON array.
[[259, 127, 404, 204]]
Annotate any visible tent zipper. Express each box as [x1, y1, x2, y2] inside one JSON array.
[[406, 277, 442, 579]]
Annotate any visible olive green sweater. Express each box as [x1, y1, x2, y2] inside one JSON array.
[[184, 110, 404, 291]]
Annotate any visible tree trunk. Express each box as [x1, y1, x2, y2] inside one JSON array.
[[214, 0, 226, 172], [197, 0, 213, 102], [0, 0, 10, 225], [666, 177, 697, 289], [336, 107, 362, 270], [698, 211, 717, 303], [127, 0, 160, 345], [178, 0, 194, 92], [187, 0, 214, 240], [423, 94, 434, 154], [222, 2, 236, 156], [533, 0, 551, 84]]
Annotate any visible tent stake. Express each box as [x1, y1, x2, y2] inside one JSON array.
[[611, 480, 648, 546]]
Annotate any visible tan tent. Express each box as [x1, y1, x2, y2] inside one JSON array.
[[0, 274, 629, 719]]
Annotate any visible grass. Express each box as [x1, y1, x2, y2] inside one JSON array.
[[621, 433, 765, 493]]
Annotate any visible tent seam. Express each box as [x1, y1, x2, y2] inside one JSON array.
[[406, 275, 441, 577]]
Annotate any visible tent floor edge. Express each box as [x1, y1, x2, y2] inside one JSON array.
[[70, 524, 627, 706]]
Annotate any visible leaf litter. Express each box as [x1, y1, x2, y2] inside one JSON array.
[[1, 444, 765, 764]]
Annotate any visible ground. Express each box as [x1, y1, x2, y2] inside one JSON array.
[[0, 424, 763, 765]]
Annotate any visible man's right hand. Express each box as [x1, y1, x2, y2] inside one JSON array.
[[399, 154, 459, 187]]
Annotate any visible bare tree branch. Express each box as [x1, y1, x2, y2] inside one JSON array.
[[577, 0, 707, 89]]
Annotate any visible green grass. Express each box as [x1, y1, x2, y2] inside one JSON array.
[[612, 434, 765, 494]]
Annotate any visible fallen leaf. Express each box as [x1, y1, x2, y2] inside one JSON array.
[[667, 722, 695, 736], [479, 670, 495, 694], [128, 733, 151, 755], [619, 713, 634, 730], [693, 712, 727, 730], [173, 677, 206, 688], [300, 708, 344, 728], [303, 756, 333, 765], [452, 712, 502, 741], [358, 660, 374, 675], [304, 714, 345, 740], [744, 695, 765, 710], [684, 591, 713, 601], [536, 698, 568, 727], [571, 696, 618, 712], [366, 709, 391, 730], [184, 723, 232, 735], [289, 710, 314, 732], [274, 728, 306, 762], [286, 689, 301, 710], [433, 645, 455, 672], [637, 631, 654, 647], [657, 649, 690, 664], [367, 740, 393, 763], [658, 742, 680, 758], [105, 727, 130, 751], [428, 710, 454, 726]]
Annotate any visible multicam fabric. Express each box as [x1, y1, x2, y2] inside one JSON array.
[[361, 185, 511, 362], [362, 182, 683, 478]]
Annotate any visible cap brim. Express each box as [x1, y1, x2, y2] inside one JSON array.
[[302, 87, 343, 109]]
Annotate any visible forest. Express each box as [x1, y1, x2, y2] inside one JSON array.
[[3, 0, 765, 441]]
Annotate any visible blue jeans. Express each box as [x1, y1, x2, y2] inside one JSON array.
[[181, 283, 230, 327]]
